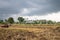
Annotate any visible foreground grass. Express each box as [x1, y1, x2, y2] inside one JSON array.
[[0, 24, 60, 40]]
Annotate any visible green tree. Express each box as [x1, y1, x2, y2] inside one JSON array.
[[47, 20, 54, 24], [18, 17, 24, 23], [7, 17, 14, 24], [0, 20, 4, 24], [33, 21, 38, 24]]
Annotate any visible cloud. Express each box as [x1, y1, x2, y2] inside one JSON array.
[[21, 8, 38, 15], [26, 0, 60, 15], [11, 8, 38, 16], [11, 12, 60, 22], [0, 0, 60, 21], [20, 8, 32, 15], [22, 12, 60, 22], [10, 8, 38, 21]]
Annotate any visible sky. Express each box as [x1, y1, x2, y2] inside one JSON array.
[[0, 0, 60, 22]]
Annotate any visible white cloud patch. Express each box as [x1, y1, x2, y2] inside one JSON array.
[[11, 11, 60, 22], [23, 12, 60, 22], [20, 8, 31, 14]]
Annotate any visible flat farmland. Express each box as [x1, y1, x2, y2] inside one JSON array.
[[0, 24, 60, 40]]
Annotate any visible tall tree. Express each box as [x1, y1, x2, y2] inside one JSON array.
[[7, 17, 14, 24], [0, 20, 4, 24], [18, 17, 24, 23]]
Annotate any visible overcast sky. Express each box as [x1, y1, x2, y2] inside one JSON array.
[[0, 0, 60, 21]]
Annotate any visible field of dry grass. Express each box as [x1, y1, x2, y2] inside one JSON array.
[[0, 24, 60, 40]]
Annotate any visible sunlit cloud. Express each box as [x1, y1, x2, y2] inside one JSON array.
[[11, 12, 60, 22]]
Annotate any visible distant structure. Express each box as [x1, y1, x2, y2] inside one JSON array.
[[0, 24, 11, 28]]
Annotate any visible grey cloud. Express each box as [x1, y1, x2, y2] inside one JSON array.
[[26, 0, 60, 16], [0, 0, 60, 19]]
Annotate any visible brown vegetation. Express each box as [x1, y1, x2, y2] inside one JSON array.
[[0, 24, 60, 40]]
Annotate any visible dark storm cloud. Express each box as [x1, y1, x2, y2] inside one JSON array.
[[0, 0, 60, 19], [27, 0, 60, 16]]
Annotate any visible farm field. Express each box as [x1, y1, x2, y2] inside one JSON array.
[[0, 24, 60, 40]]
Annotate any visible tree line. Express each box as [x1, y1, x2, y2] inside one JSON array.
[[0, 17, 25, 24], [0, 17, 60, 24]]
